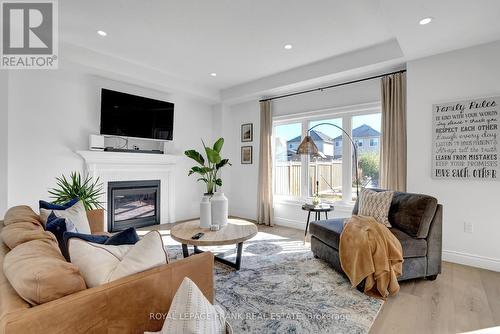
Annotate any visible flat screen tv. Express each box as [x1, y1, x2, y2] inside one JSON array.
[[100, 89, 174, 141]]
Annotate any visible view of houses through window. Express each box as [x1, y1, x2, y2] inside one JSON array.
[[274, 123, 302, 196], [274, 110, 381, 203]]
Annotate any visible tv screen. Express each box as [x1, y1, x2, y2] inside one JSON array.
[[100, 89, 174, 140]]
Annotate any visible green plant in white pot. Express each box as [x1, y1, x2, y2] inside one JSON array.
[[185, 138, 231, 195], [185, 138, 231, 227]]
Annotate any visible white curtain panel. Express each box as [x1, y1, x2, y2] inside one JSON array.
[[257, 100, 274, 226], [380, 72, 407, 192]]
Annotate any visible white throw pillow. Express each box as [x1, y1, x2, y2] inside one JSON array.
[[147, 277, 226, 334], [358, 188, 394, 227], [40, 200, 91, 234], [68, 230, 168, 287]]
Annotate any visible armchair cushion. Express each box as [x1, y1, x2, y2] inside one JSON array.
[[310, 220, 428, 258], [390, 228, 427, 258], [353, 189, 438, 238], [388, 192, 438, 238], [309, 218, 345, 250]]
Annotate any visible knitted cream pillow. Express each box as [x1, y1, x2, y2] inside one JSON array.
[[358, 189, 394, 227], [154, 277, 227, 334]]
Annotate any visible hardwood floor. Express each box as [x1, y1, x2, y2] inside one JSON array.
[[145, 222, 500, 334], [259, 224, 500, 334]]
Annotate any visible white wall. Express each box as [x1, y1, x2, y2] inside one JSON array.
[[407, 40, 500, 271], [225, 79, 380, 226], [0, 72, 8, 218], [6, 66, 214, 222], [225, 101, 260, 220]]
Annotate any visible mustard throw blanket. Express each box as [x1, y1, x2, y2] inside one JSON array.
[[339, 215, 403, 300]]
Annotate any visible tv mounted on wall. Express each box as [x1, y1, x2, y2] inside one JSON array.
[[100, 89, 174, 141]]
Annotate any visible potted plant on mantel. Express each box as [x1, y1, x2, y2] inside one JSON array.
[[48, 172, 104, 230], [185, 138, 231, 228]]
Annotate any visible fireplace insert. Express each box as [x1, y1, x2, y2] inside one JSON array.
[[107, 180, 160, 232]]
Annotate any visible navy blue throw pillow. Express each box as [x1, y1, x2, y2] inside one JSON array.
[[62, 227, 140, 261], [39, 197, 79, 211], [46, 212, 70, 258], [105, 227, 140, 245]]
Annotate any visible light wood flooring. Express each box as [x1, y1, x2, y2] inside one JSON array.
[[144, 221, 500, 334]]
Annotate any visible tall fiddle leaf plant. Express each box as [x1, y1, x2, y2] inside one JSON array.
[[49, 172, 104, 210], [185, 138, 231, 195]]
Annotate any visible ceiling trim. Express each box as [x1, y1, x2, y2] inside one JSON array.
[[60, 42, 220, 103], [221, 39, 405, 104]]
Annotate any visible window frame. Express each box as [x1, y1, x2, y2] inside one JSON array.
[[272, 101, 381, 205]]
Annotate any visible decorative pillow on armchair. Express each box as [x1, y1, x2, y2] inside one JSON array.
[[67, 230, 168, 287], [358, 188, 394, 227]]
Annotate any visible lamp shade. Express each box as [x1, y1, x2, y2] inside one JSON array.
[[296, 135, 319, 155]]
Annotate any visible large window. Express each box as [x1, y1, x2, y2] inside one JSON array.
[[274, 123, 302, 196], [308, 118, 343, 201], [273, 105, 381, 203], [353, 113, 381, 191]]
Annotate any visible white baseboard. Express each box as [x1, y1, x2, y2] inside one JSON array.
[[273, 217, 305, 230], [442, 249, 500, 272]]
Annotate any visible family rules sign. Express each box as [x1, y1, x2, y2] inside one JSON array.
[[432, 96, 499, 180]]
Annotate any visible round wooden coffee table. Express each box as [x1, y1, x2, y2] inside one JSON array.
[[171, 218, 257, 270]]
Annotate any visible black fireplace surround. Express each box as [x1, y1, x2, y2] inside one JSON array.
[[107, 180, 161, 232]]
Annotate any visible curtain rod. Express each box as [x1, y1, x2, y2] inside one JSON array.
[[259, 69, 406, 103]]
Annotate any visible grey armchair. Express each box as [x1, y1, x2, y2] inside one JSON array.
[[309, 189, 442, 281]]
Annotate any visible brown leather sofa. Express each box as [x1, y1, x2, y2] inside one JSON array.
[[0, 207, 214, 334]]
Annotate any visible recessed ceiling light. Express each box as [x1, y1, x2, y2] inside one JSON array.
[[97, 30, 107, 36], [284, 44, 293, 50], [419, 17, 433, 25], [210, 72, 217, 77]]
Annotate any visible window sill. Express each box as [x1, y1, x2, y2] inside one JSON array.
[[273, 196, 355, 211]]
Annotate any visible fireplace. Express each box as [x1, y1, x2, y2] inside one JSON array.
[[107, 180, 161, 232]]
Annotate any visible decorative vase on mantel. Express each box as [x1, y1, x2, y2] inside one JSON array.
[[211, 191, 228, 227]]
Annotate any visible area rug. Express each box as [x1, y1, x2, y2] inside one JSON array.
[[160, 231, 383, 334]]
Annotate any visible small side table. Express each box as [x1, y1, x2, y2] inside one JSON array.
[[302, 204, 334, 242]]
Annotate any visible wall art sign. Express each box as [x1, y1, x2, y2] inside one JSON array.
[[432, 95, 499, 180]]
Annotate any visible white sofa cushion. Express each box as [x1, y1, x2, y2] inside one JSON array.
[[68, 230, 168, 287]]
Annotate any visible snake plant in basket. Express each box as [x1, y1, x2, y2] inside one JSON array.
[[48, 172, 104, 211]]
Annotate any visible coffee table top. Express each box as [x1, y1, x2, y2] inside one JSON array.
[[170, 219, 258, 246]]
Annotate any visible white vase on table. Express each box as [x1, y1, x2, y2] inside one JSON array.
[[200, 195, 212, 228], [211, 191, 228, 227]]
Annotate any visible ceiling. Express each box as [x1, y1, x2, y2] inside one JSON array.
[[60, 0, 500, 95]]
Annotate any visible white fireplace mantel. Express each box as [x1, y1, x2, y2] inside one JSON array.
[[76, 150, 180, 231], [77, 150, 179, 166]]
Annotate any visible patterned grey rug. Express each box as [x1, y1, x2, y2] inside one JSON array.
[[161, 231, 383, 334]]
